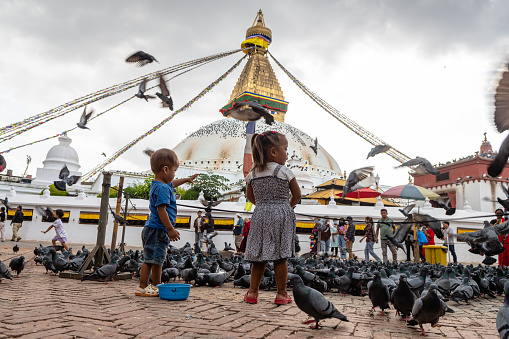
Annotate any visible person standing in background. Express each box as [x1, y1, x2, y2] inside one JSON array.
[[11, 205, 23, 242], [234, 214, 244, 251], [345, 216, 357, 260], [442, 221, 457, 264]]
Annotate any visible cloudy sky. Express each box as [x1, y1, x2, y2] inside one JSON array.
[[1, 0, 509, 187]]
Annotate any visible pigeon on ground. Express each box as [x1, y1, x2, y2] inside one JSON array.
[[125, 51, 158, 67], [54, 165, 81, 191], [9, 256, 24, 278], [367, 144, 391, 159], [155, 74, 173, 110], [227, 101, 274, 125], [451, 277, 474, 305], [81, 255, 121, 283], [77, 106, 94, 129], [180, 267, 198, 284], [368, 272, 391, 316], [13, 244, 19, 253], [310, 138, 318, 155], [342, 166, 375, 197], [204, 271, 232, 287], [135, 78, 155, 102], [407, 288, 447, 336], [289, 275, 348, 329], [497, 281, 509, 339], [0, 260, 13, 281], [397, 157, 439, 175], [391, 276, 416, 321]]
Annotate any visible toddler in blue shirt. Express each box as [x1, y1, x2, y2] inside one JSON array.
[[136, 148, 197, 297]]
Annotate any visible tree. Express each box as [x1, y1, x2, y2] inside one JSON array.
[[181, 188, 200, 200], [39, 184, 69, 196], [97, 185, 120, 198], [190, 172, 230, 201], [123, 175, 154, 200]]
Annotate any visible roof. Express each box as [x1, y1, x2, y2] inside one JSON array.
[[315, 178, 346, 189], [304, 188, 398, 206]]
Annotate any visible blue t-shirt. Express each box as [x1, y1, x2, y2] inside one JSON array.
[[145, 181, 176, 230], [417, 230, 428, 245]]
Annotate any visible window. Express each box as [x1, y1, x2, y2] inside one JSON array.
[[7, 209, 33, 222], [41, 210, 70, 223], [436, 172, 449, 182]]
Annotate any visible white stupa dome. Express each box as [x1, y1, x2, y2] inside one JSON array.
[[173, 119, 341, 178], [32, 134, 82, 188]]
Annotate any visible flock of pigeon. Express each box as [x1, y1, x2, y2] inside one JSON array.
[[2, 240, 509, 337]]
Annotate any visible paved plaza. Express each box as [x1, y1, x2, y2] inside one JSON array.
[[0, 243, 503, 338]]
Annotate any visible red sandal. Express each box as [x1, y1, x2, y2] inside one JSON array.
[[274, 293, 292, 305], [244, 292, 258, 304]]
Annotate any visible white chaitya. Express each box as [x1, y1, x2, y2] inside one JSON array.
[[31, 134, 82, 190]]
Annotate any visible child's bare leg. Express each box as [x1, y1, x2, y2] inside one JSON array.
[[274, 259, 288, 300], [139, 263, 153, 289], [247, 261, 266, 299], [60, 242, 69, 251], [51, 239, 57, 246], [151, 264, 162, 287]]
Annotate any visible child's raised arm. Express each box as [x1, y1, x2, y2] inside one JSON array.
[[41, 225, 54, 234], [289, 178, 301, 207], [172, 174, 199, 188]]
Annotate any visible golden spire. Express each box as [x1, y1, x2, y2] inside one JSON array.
[[221, 10, 288, 123]]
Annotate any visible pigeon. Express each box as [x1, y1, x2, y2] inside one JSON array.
[[204, 271, 232, 287], [12, 243, 19, 253], [227, 101, 274, 125], [385, 234, 406, 254], [101, 152, 107, 157], [125, 51, 158, 67], [489, 134, 509, 177], [135, 78, 155, 102], [0, 197, 9, 209], [76, 106, 94, 129], [42, 250, 57, 275], [391, 276, 416, 321], [54, 165, 81, 192], [434, 196, 456, 216], [155, 74, 173, 110], [0, 260, 13, 281], [483, 256, 497, 265], [407, 288, 447, 336], [35, 206, 55, 222], [0, 154, 6, 173], [483, 183, 509, 210], [180, 267, 198, 284], [310, 138, 318, 155], [367, 144, 391, 159], [368, 272, 391, 316], [81, 255, 121, 283], [490, 66, 509, 177], [342, 166, 375, 196], [223, 242, 234, 251], [451, 277, 474, 305], [455, 220, 509, 256], [397, 157, 439, 175], [110, 210, 126, 225], [9, 256, 24, 277], [143, 148, 155, 157], [412, 214, 444, 239], [497, 281, 509, 339], [289, 275, 348, 329], [421, 284, 454, 313]]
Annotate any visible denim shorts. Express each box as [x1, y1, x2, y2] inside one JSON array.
[[141, 226, 169, 265]]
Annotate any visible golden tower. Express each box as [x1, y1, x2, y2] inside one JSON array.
[[220, 10, 288, 123]]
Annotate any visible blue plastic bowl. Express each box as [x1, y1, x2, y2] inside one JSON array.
[[157, 283, 192, 301]]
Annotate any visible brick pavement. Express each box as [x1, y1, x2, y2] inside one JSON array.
[[0, 246, 502, 338]]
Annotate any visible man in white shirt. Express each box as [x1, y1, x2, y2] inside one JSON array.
[[442, 221, 457, 264]]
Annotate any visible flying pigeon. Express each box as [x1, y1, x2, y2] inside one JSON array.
[[289, 275, 348, 329], [497, 282, 509, 339], [490, 65, 509, 177], [0, 197, 9, 210], [135, 78, 155, 102], [412, 213, 444, 239], [35, 206, 55, 222], [367, 144, 391, 159], [125, 51, 158, 67], [77, 106, 94, 129], [455, 220, 509, 256], [0, 154, 6, 173], [310, 137, 318, 155], [155, 74, 173, 110], [397, 157, 439, 175], [342, 166, 375, 196], [483, 183, 509, 210], [101, 152, 107, 157], [54, 165, 81, 191], [434, 196, 456, 215], [227, 101, 274, 125], [143, 148, 154, 157]]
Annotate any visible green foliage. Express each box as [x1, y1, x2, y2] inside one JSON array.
[[97, 186, 119, 198], [181, 188, 200, 200], [39, 184, 69, 196], [191, 172, 230, 201], [123, 175, 154, 200]]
